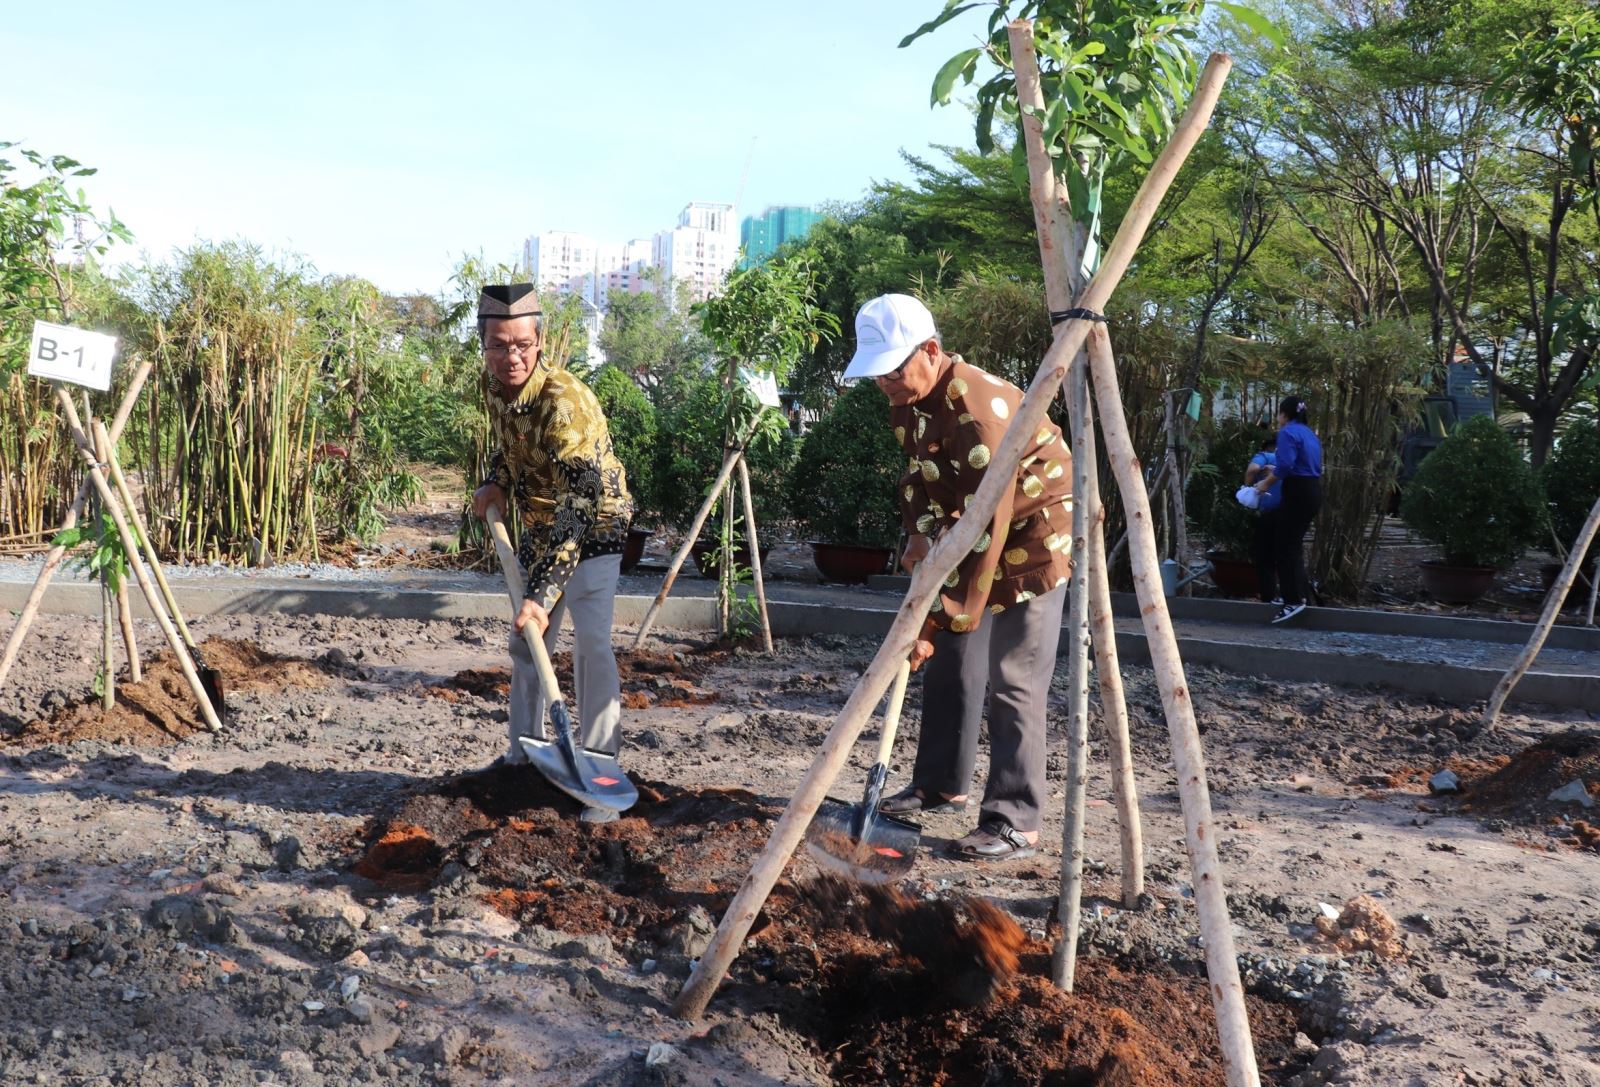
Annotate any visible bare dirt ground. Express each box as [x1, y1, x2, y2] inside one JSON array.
[[0, 609, 1597, 1086]]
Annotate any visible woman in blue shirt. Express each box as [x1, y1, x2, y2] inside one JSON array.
[[1257, 396, 1322, 623]]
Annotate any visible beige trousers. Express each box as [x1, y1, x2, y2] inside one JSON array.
[[506, 554, 623, 759]]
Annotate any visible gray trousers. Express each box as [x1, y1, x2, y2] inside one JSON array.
[[507, 554, 623, 759], [910, 585, 1066, 833]]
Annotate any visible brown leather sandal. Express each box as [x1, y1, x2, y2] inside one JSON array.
[[947, 822, 1038, 861], [879, 787, 968, 815]]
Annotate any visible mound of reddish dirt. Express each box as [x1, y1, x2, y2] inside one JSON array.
[[5, 637, 330, 747], [423, 645, 723, 710], [1459, 731, 1600, 815], [355, 769, 1301, 1085]]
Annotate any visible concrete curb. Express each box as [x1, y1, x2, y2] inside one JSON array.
[[6, 579, 1596, 712], [865, 577, 1600, 652]]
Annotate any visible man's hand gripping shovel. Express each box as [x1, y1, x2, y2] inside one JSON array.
[[804, 659, 920, 883], [485, 507, 637, 814]]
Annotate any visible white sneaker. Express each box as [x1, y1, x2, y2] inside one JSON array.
[[1270, 603, 1306, 624]]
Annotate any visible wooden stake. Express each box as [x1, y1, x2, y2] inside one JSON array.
[[736, 457, 775, 653], [116, 575, 141, 684], [1483, 492, 1600, 728], [633, 415, 764, 649], [1165, 393, 1190, 583], [54, 388, 222, 732], [670, 51, 1233, 1023], [93, 419, 116, 711], [1086, 324, 1259, 1087], [0, 361, 152, 693], [1008, 19, 1144, 978]]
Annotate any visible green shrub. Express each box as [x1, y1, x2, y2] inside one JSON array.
[[787, 382, 903, 548], [1400, 415, 1546, 568], [1186, 420, 1273, 559], [589, 364, 658, 521], [1541, 423, 1600, 567]]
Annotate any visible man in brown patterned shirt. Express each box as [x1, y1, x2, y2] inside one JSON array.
[[843, 293, 1072, 861], [470, 284, 633, 821]]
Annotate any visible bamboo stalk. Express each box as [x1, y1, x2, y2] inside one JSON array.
[[670, 51, 1233, 1023], [1482, 493, 1600, 728], [633, 415, 764, 648], [0, 362, 153, 693], [1086, 323, 1259, 1087], [736, 457, 774, 653], [55, 389, 223, 733], [116, 575, 142, 684]]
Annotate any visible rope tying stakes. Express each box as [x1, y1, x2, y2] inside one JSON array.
[[1050, 307, 1108, 326]]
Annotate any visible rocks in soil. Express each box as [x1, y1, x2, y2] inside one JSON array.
[[287, 904, 360, 961], [1548, 778, 1595, 808], [1427, 769, 1460, 794], [430, 1026, 470, 1066], [1314, 895, 1405, 960], [145, 894, 238, 945]]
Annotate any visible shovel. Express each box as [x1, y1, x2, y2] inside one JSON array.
[[98, 424, 225, 723], [805, 659, 920, 884], [485, 508, 637, 813]]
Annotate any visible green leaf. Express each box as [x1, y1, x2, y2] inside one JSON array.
[[1212, 1, 1284, 47], [899, 2, 982, 49], [51, 526, 86, 549], [931, 47, 983, 106]]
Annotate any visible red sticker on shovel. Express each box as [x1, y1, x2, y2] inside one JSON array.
[[874, 847, 903, 858], [592, 776, 620, 786]]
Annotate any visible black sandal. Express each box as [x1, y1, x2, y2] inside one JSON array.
[[879, 787, 968, 815], [947, 822, 1038, 861]]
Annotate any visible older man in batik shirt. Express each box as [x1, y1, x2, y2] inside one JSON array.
[[470, 284, 632, 820], [845, 293, 1073, 861]]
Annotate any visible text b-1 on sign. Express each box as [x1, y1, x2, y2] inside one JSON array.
[[28, 320, 118, 392]]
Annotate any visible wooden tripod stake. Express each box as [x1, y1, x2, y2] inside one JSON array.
[[633, 414, 771, 650], [0, 361, 153, 694], [55, 389, 222, 732], [672, 52, 1233, 1025]]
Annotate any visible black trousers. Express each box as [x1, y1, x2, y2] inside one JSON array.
[[910, 585, 1066, 833], [1254, 507, 1280, 602], [1274, 476, 1321, 606]]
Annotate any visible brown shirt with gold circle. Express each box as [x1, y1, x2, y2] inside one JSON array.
[[890, 356, 1073, 634]]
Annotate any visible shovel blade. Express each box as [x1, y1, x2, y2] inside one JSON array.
[[518, 734, 638, 813], [189, 647, 226, 726], [804, 797, 920, 885]]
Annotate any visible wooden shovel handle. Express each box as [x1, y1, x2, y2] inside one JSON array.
[[484, 507, 563, 703], [873, 661, 912, 767]]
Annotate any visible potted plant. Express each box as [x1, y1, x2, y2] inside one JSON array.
[[1186, 421, 1274, 598], [786, 381, 904, 583], [588, 364, 658, 572], [1538, 423, 1600, 602], [1400, 415, 1546, 604]]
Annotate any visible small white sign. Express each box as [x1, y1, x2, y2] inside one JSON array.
[[740, 367, 782, 408], [28, 320, 118, 392]]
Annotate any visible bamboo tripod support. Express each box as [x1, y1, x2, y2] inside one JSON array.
[[670, 52, 1232, 1024], [54, 388, 223, 733], [0, 361, 153, 693], [1086, 323, 1259, 1086], [633, 414, 769, 650], [735, 457, 775, 654], [93, 423, 116, 710], [1482, 491, 1600, 729], [1007, 20, 1146, 984]]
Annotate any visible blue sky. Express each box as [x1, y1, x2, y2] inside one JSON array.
[[3, 1, 984, 294]]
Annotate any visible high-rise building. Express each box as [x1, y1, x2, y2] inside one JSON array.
[[652, 201, 739, 302], [524, 231, 600, 301], [594, 238, 654, 309], [739, 205, 822, 266]]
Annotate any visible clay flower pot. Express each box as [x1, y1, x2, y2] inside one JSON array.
[[1418, 560, 1498, 605], [621, 527, 653, 574], [808, 541, 893, 584]]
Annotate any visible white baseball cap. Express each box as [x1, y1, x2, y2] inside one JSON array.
[[842, 293, 938, 380]]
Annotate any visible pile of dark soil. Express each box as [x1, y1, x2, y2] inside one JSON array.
[[1457, 730, 1600, 815], [354, 768, 1302, 1085], [422, 645, 724, 710], [4, 638, 330, 747]]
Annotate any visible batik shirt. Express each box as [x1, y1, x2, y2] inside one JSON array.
[[891, 356, 1074, 635], [482, 367, 632, 611]]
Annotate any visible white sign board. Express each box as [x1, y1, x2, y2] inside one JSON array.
[[28, 320, 118, 392], [740, 367, 782, 409]]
